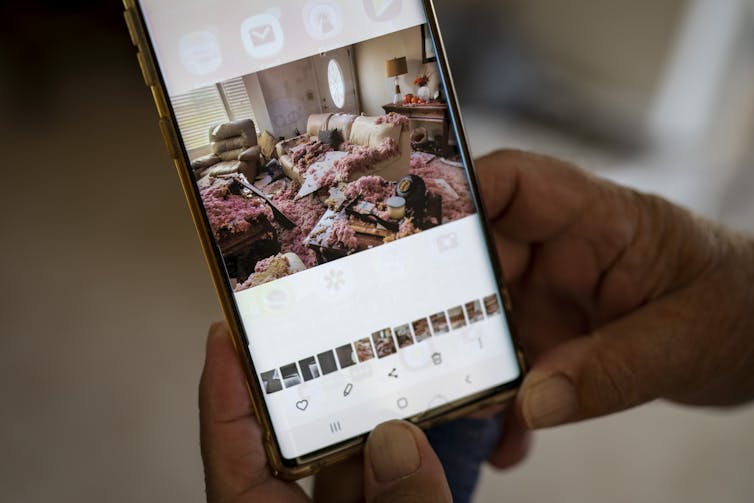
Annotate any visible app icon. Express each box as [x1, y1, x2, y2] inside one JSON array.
[[436, 233, 459, 253], [304, 1, 343, 40], [263, 288, 291, 313], [324, 269, 346, 291], [431, 352, 443, 366], [241, 12, 285, 59], [179, 31, 222, 75], [363, 0, 402, 22], [329, 420, 342, 433]]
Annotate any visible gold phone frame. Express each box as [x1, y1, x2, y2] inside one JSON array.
[[122, 0, 528, 480]]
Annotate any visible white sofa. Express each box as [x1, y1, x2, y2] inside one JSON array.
[[276, 113, 410, 185]]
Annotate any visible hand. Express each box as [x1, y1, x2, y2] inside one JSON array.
[[476, 150, 754, 467], [199, 323, 453, 503]]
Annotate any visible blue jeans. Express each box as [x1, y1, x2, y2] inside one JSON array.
[[426, 414, 503, 503]]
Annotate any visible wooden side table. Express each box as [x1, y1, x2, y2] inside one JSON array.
[[382, 103, 451, 157]]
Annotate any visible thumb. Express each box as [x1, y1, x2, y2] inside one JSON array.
[[518, 296, 693, 429], [364, 421, 452, 503]]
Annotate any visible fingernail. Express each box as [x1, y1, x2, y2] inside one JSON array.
[[521, 374, 578, 428], [367, 421, 421, 483]]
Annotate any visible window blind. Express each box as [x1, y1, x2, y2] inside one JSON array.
[[220, 78, 258, 130], [172, 77, 258, 151], [171, 85, 228, 151]]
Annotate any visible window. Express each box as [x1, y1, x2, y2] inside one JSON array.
[[172, 77, 257, 152], [327, 59, 345, 109], [220, 79, 256, 126]]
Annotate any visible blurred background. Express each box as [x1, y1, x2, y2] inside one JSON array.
[[1, 0, 753, 501]]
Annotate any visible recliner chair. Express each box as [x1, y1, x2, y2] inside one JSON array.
[[191, 119, 262, 181]]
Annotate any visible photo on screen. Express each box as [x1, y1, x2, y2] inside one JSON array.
[[447, 306, 466, 330], [465, 299, 484, 323], [168, 24, 477, 292], [372, 328, 397, 358], [336, 343, 357, 369], [484, 294, 500, 316], [317, 350, 339, 375], [430, 312, 449, 334], [298, 356, 321, 381], [280, 363, 302, 388], [412, 317, 431, 343], [394, 324, 415, 348], [355, 337, 376, 362], [261, 369, 283, 394]]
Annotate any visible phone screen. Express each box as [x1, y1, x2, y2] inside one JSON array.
[[138, 0, 521, 462]]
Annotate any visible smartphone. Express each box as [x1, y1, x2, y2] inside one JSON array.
[[123, 0, 525, 479]]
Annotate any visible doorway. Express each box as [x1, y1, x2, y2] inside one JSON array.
[[312, 46, 360, 115]]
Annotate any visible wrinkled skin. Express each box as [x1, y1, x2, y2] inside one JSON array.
[[479, 151, 754, 469]]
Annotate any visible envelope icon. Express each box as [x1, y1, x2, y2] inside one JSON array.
[[241, 13, 285, 59]]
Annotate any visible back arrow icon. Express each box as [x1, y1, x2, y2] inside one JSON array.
[[465, 374, 472, 384]]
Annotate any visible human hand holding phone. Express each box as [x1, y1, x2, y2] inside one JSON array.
[[475, 150, 754, 468], [200, 323, 452, 503]]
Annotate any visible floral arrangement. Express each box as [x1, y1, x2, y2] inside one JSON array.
[[413, 72, 431, 87]]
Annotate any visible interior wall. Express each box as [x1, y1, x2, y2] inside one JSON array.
[[354, 26, 440, 117], [253, 58, 324, 139]]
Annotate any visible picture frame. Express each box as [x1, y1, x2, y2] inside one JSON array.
[[421, 24, 436, 63]]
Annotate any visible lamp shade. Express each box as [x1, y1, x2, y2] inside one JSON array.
[[385, 57, 408, 78]]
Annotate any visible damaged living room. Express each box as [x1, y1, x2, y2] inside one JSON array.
[[173, 25, 476, 292]]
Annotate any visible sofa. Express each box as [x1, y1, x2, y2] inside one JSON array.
[[276, 113, 410, 185], [191, 119, 262, 181]]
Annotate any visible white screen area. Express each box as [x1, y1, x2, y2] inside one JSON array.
[[140, 0, 521, 459]]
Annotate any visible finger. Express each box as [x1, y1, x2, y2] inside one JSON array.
[[364, 421, 452, 503], [313, 454, 363, 503], [475, 149, 597, 243], [516, 290, 701, 429], [495, 235, 531, 285], [487, 405, 533, 470], [200, 323, 306, 502]]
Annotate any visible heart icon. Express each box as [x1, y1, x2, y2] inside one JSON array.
[[296, 400, 309, 411]]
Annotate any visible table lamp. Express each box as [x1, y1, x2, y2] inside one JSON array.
[[385, 56, 408, 105]]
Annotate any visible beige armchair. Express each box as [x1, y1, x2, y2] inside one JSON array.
[[276, 113, 410, 185], [191, 119, 262, 181]]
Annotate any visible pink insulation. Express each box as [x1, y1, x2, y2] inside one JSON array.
[[384, 217, 420, 244], [410, 155, 474, 222], [397, 218, 420, 238], [201, 183, 273, 241], [331, 138, 400, 182], [234, 253, 293, 291], [213, 138, 477, 292], [327, 218, 359, 250], [375, 113, 410, 131], [268, 184, 326, 267], [343, 176, 395, 204], [291, 140, 333, 175]]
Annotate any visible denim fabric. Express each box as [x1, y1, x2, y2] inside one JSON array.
[[426, 415, 504, 503]]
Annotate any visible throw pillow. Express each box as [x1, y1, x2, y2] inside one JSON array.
[[318, 128, 343, 149]]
